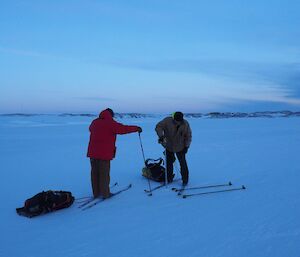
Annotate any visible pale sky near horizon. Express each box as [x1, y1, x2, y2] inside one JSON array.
[[1, 0, 300, 113]]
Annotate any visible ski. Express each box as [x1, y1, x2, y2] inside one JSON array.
[[172, 181, 232, 195], [78, 197, 98, 209], [77, 182, 118, 208], [76, 196, 92, 201], [144, 179, 180, 195], [76, 197, 93, 204], [182, 185, 246, 198], [82, 184, 132, 210], [176, 183, 187, 195]]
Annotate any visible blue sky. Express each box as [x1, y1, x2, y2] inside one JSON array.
[[0, 0, 300, 113]]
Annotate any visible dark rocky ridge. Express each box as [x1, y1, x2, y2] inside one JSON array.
[[1, 111, 300, 118]]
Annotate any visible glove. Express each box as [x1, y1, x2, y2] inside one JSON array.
[[158, 136, 165, 144], [158, 136, 167, 147], [183, 147, 188, 154], [137, 127, 142, 133]]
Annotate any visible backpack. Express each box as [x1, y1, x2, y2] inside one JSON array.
[[16, 190, 74, 218], [142, 158, 166, 182]]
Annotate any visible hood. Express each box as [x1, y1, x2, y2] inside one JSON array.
[[99, 109, 113, 120]]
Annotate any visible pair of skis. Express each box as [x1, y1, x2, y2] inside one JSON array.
[[77, 183, 132, 210], [144, 181, 246, 198], [172, 181, 246, 198]]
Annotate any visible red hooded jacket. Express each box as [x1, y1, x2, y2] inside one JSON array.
[[87, 109, 140, 160]]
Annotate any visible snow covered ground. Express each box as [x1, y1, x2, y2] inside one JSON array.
[[0, 115, 300, 257]]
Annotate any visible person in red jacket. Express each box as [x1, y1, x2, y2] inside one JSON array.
[[87, 108, 142, 198]]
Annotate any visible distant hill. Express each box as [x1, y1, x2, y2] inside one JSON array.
[[1, 111, 300, 118]]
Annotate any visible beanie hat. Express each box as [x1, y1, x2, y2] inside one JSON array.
[[173, 111, 183, 122]]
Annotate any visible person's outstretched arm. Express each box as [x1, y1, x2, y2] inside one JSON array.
[[113, 121, 142, 135]]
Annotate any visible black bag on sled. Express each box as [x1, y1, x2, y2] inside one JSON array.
[[142, 158, 166, 182], [16, 190, 74, 218]]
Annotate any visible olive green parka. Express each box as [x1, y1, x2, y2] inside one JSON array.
[[155, 116, 192, 153]]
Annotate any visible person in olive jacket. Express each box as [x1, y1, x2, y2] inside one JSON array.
[[87, 108, 142, 198], [155, 112, 192, 185]]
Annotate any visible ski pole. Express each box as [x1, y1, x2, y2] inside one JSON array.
[[138, 132, 146, 163], [182, 186, 246, 198], [163, 149, 168, 188], [138, 133, 152, 195]]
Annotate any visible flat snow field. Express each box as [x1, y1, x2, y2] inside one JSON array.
[[0, 115, 299, 257]]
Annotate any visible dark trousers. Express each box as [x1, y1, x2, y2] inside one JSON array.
[[166, 150, 189, 184], [90, 158, 111, 198]]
